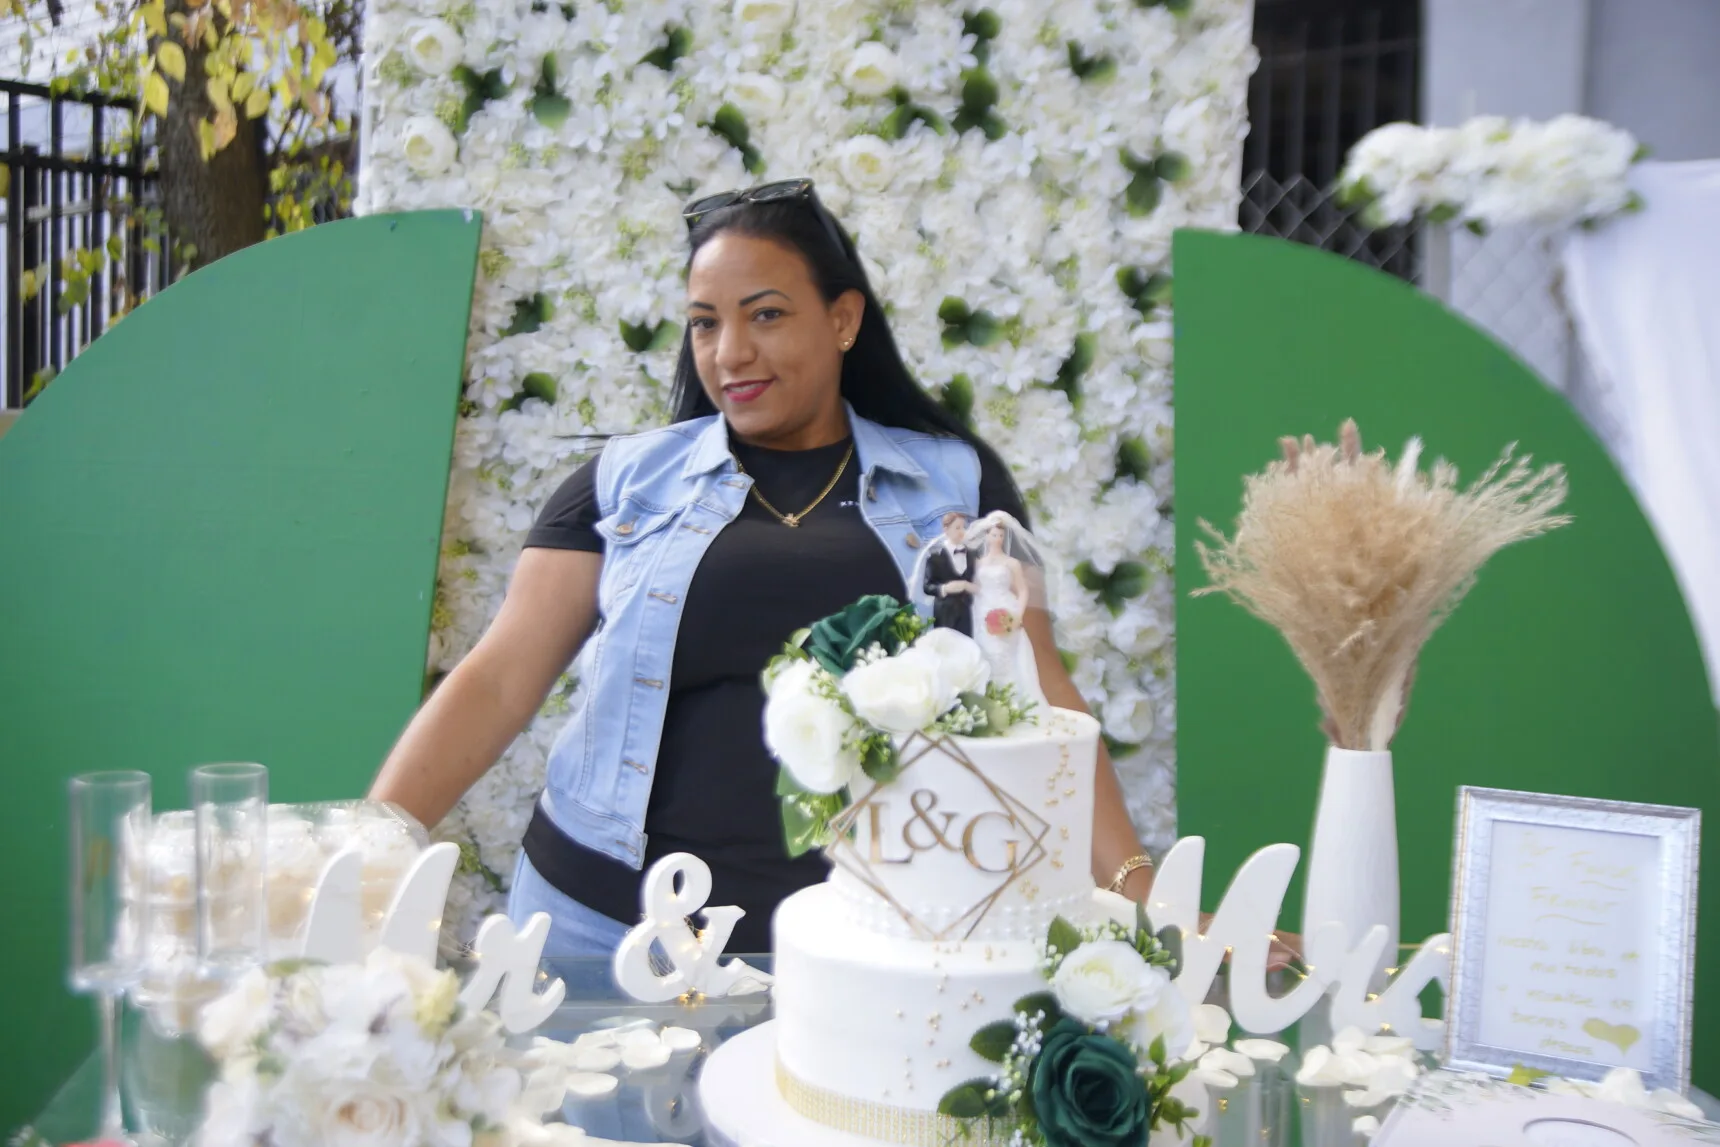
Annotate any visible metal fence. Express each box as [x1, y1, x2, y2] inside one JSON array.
[[1244, 0, 1423, 280], [2, 79, 171, 409]]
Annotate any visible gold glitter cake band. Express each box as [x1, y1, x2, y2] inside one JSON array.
[[775, 1058, 1014, 1147]]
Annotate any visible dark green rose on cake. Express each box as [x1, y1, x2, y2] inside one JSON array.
[[1031, 1018, 1153, 1147], [801, 594, 921, 675]]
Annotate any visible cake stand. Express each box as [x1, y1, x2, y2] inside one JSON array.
[[700, 1021, 904, 1147]]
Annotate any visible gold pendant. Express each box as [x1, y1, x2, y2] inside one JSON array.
[[783, 514, 800, 527]]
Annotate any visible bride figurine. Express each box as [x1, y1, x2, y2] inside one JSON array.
[[914, 510, 1049, 712]]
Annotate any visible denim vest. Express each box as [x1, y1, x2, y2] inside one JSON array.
[[538, 407, 983, 868]]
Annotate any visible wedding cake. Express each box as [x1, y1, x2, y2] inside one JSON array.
[[731, 514, 1123, 1144], [771, 706, 1102, 1142]]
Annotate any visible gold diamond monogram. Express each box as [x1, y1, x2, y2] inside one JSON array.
[[827, 732, 1051, 941]]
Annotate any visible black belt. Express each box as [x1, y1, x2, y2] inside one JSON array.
[[522, 802, 644, 928]]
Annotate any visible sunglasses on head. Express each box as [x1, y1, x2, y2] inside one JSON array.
[[682, 178, 849, 255]]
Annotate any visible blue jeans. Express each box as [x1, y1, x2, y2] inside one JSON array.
[[507, 850, 630, 958]]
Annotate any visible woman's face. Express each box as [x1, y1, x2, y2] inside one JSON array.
[[686, 232, 863, 449], [987, 526, 1005, 554]]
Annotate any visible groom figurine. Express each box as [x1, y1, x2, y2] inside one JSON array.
[[924, 512, 979, 636]]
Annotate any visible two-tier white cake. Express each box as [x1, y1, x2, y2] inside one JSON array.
[[707, 706, 1102, 1147]]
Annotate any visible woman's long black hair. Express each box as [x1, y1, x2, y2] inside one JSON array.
[[669, 193, 1026, 520]]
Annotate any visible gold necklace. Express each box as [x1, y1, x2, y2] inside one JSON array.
[[736, 441, 855, 528]]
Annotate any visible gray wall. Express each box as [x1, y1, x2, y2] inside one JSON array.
[[1586, 0, 1720, 162], [1421, 0, 1718, 442]]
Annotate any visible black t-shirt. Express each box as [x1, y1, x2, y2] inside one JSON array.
[[523, 429, 1027, 952]]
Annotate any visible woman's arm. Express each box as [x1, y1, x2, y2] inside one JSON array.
[[369, 547, 603, 828], [1021, 606, 1154, 900]]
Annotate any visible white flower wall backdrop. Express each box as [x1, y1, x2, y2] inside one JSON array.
[[355, 0, 1257, 940]]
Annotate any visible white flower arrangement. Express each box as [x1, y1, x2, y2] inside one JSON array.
[[195, 949, 577, 1147], [1337, 114, 1646, 233], [764, 595, 1036, 853], [355, 0, 1258, 941], [1294, 1025, 1428, 1140], [939, 909, 1213, 1146]]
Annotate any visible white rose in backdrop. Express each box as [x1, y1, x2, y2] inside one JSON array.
[[841, 42, 901, 97], [732, 0, 794, 35], [764, 660, 861, 793], [403, 19, 463, 76], [842, 646, 953, 734], [1127, 967, 1196, 1060], [913, 627, 990, 697], [834, 135, 896, 192], [728, 72, 786, 119], [1050, 939, 1165, 1026], [400, 117, 458, 178], [274, 1075, 425, 1147]]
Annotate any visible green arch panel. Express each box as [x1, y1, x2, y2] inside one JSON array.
[[0, 210, 480, 1132], [1173, 230, 1720, 1093]]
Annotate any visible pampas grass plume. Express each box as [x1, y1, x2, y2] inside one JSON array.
[[1195, 421, 1571, 750]]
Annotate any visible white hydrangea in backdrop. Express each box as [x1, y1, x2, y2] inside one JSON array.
[[356, 0, 1257, 940]]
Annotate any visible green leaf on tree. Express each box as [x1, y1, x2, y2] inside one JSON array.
[[938, 296, 972, 325], [619, 318, 657, 352], [1116, 265, 1151, 298], [710, 103, 751, 146], [1073, 560, 1107, 592], [962, 8, 1002, 41], [1067, 42, 1116, 82], [646, 320, 681, 352]]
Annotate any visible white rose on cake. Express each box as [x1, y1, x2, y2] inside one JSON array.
[[1050, 939, 1167, 1026], [765, 660, 862, 793], [840, 645, 955, 735], [912, 627, 990, 697]]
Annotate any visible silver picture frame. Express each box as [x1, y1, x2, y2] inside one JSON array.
[[1445, 786, 1701, 1093]]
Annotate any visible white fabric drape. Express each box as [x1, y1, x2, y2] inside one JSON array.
[[1564, 159, 1720, 704]]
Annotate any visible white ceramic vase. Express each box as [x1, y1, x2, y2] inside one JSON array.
[[1301, 746, 1400, 986]]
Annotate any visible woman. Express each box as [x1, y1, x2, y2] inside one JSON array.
[[368, 178, 1160, 956], [968, 512, 1049, 712]]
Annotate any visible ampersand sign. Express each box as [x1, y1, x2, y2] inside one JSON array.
[[613, 852, 772, 1003]]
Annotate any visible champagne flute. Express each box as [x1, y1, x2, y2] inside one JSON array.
[[69, 770, 152, 1146], [191, 762, 268, 980]]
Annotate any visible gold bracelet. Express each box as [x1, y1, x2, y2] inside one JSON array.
[[1107, 853, 1154, 894]]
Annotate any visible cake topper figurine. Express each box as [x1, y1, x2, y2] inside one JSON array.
[[915, 510, 1049, 711]]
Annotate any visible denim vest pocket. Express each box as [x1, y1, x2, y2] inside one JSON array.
[[594, 498, 680, 611]]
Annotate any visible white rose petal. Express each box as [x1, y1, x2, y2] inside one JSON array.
[[400, 116, 458, 178], [841, 42, 901, 98], [913, 627, 991, 697], [834, 136, 896, 193], [1199, 1048, 1257, 1078], [1192, 1003, 1232, 1046], [1191, 1066, 1239, 1090], [765, 660, 862, 792], [841, 646, 950, 734], [1353, 1115, 1382, 1139], [565, 1071, 619, 1099], [404, 19, 463, 76], [1235, 1038, 1292, 1063], [198, 966, 271, 1060]]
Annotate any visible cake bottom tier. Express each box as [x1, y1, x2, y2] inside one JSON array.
[[773, 882, 1097, 1143]]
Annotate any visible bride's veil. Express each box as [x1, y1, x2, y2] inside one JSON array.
[[968, 510, 1054, 613]]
